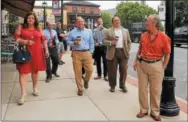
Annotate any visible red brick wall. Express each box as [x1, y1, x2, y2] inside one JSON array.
[[65, 5, 100, 14]]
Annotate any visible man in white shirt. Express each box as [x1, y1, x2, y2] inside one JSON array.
[[104, 16, 132, 93]]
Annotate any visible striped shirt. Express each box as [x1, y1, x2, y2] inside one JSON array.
[[93, 27, 106, 45]]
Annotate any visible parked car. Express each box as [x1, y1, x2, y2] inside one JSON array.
[[130, 22, 146, 43], [174, 25, 188, 47]]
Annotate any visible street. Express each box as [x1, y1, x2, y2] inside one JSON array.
[[128, 43, 188, 101]]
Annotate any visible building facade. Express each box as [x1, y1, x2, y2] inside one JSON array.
[[2, 9, 22, 36], [56, 1, 101, 30], [33, 6, 56, 27], [33, 6, 68, 28], [158, 1, 165, 28]]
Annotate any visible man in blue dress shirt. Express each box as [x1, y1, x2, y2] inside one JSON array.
[[67, 16, 94, 96], [44, 21, 60, 83]]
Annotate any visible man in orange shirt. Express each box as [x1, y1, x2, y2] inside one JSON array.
[[133, 15, 171, 121]]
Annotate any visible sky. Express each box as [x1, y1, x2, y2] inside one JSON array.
[[35, 1, 161, 10]]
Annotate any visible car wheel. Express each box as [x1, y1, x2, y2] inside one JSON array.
[[176, 44, 181, 47]]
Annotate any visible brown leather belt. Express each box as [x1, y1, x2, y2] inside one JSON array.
[[138, 57, 161, 63], [116, 48, 123, 50], [74, 50, 89, 52]]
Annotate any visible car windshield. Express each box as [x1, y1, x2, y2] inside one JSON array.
[[174, 27, 188, 33], [174, 28, 181, 33], [180, 27, 188, 32]]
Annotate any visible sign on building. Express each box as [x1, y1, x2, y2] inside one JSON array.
[[52, 0, 61, 15], [158, 1, 165, 21]]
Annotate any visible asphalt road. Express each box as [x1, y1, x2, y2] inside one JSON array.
[[128, 43, 188, 101]]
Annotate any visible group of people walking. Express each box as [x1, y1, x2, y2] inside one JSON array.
[[14, 11, 171, 121]]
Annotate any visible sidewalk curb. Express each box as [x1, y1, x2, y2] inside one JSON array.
[[127, 75, 188, 114]]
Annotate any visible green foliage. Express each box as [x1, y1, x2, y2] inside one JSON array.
[[116, 2, 157, 28], [101, 11, 112, 28], [175, 0, 188, 27], [159, 23, 164, 31]]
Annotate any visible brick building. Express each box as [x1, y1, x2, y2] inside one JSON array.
[[55, 1, 101, 30], [33, 6, 56, 27]]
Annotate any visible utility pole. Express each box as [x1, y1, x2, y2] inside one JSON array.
[[61, 0, 63, 29], [42, 1, 47, 29], [160, 0, 180, 117]]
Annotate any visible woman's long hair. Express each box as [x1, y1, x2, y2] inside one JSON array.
[[22, 11, 39, 30]]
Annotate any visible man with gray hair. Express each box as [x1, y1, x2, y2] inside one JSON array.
[[133, 15, 171, 121]]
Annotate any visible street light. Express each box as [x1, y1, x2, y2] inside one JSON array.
[[42, 1, 47, 29], [61, 0, 64, 29], [160, 0, 180, 117]]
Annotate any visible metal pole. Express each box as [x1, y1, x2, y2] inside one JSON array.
[[43, 6, 46, 29], [61, 0, 63, 29], [160, 0, 180, 117]]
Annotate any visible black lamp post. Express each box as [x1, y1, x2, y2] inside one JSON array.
[[160, 0, 180, 117], [42, 1, 47, 29], [61, 0, 64, 29]]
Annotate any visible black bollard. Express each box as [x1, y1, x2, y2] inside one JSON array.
[[160, 77, 180, 116], [160, 0, 180, 117]]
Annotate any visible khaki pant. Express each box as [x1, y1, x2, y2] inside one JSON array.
[[137, 60, 164, 116], [72, 51, 93, 91]]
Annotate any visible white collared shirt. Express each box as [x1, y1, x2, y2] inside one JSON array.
[[114, 27, 123, 48]]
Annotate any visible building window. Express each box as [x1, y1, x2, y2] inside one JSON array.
[[81, 8, 85, 13], [90, 8, 94, 14], [72, 7, 77, 13]]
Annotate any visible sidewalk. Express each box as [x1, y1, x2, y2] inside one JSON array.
[[1, 53, 188, 120]]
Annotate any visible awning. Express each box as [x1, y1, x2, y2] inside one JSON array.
[[2, 0, 35, 18]]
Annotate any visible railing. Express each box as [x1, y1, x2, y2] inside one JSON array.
[[2, 23, 17, 37], [1, 24, 17, 63]]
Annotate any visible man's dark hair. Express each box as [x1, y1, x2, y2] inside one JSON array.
[[96, 16, 102, 20], [111, 15, 120, 23]]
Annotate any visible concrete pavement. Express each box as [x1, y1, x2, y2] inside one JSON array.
[[1, 52, 188, 121]]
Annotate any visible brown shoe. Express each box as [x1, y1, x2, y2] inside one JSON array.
[[150, 114, 161, 121], [136, 112, 148, 118], [94, 76, 101, 80], [77, 90, 83, 96], [84, 81, 89, 89]]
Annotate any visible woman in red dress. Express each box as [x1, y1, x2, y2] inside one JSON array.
[[14, 12, 49, 105]]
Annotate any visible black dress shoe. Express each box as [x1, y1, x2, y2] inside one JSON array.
[[110, 87, 115, 92], [60, 61, 65, 64], [84, 81, 89, 89], [46, 78, 51, 83], [104, 76, 108, 81], [59, 62, 63, 65], [120, 87, 128, 93], [53, 73, 60, 77]]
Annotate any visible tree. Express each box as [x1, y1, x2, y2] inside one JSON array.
[[116, 2, 157, 28], [175, 0, 188, 27], [159, 23, 164, 31], [101, 11, 112, 28]]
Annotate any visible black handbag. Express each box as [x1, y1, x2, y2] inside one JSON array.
[[12, 44, 31, 64]]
